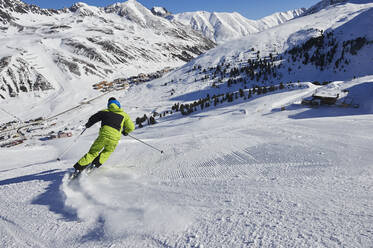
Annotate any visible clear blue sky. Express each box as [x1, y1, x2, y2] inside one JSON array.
[[22, 0, 320, 20]]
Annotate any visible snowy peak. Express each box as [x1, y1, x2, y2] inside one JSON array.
[[69, 2, 101, 16], [258, 9, 306, 27], [105, 0, 147, 15], [105, 0, 155, 27], [171, 9, 305, 44], [185, 0, 373, 87], [0, 0, 28, 11], [0, 0, 59, 24], [0, 0, 58, 15]]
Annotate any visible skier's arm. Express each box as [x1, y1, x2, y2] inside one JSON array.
[[122, 115, 135, 136], [85, 111, 103, 128]]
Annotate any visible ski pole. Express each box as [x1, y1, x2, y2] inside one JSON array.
[[57, 128, 87, 161], [128, 134, 164, 154]]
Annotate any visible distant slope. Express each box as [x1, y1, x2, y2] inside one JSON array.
[[302, 0, 349, 15], [0, 0, 215, 99], [170, 0, 373, 88], [258, 9, 305, 27], [170, 9, 305, 44], [302, 0, 373, 16]]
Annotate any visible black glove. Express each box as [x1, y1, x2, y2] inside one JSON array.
[[123, 132, 128, 136]]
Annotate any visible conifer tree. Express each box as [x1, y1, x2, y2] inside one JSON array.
[[239, 88, 244, 98], [214, 98, 218, 106]]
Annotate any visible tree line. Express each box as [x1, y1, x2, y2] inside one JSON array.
[[134, 82, 303, 129]]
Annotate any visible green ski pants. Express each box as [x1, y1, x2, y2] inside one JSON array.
[[78, 135, 119, 167]]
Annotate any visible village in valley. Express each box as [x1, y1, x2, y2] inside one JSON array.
[[92, 67, 172, 92], [0, 48, 362, 149], [0, 51, 360, 149], [2, 24, 369, 148], [0, 67, 173, 148]]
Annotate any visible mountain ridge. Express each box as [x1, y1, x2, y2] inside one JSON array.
[[170, 8, 306, 44], [0, 0, 215, 100], [163, 0, 373, 96], [164, 0, 373, 44]]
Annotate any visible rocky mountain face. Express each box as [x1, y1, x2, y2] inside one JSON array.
[[170, 9, 306, 44], [0, 0, 61, 24], [0, 56, 53, 99], [151, 6, 172, 18], [0, 0, 215, 99]]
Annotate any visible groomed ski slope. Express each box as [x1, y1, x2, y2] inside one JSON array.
[[0, 75, 373, 247]]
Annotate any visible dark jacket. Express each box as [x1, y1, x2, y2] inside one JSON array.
[[86, 103, 135, 140]]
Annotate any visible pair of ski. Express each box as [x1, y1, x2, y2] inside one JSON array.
[[68, 164, 99, 180]]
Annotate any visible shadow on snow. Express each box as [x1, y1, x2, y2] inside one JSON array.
[[288, 82, 373, 119], [0, 159, 59, 173], [0, 169, 77, 221]]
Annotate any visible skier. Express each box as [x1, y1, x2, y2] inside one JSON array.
[[73, 97, 135, 171]]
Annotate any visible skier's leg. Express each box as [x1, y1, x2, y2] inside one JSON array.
[[93, 138, 119, 167], [75, 135, 105, 169], [92, 155, 102, 168]]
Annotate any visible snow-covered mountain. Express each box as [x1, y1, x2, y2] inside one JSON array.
[[0, 0, 60, 24], [172, 0, 373, 87], [0, 0, 215, 100], [302, 0, 349, 15], [170, 9, 305, 44]]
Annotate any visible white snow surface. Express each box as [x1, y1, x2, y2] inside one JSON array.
[[1, 75, 373, 247], [171, 9, 305, 44], [1, 1, 373, 247]]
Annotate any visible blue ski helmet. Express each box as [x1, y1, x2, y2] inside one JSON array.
[[108, 97, 121, 108]]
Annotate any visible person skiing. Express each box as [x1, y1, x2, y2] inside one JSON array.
[[73, 97, 135, 171]]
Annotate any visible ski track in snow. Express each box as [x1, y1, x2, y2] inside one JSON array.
[[1, 76, 373, 247], [1, 82, 373, 247]]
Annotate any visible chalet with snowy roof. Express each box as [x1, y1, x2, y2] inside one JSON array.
[[302, 92, 343, 106], [312, 92, 340, 105]]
